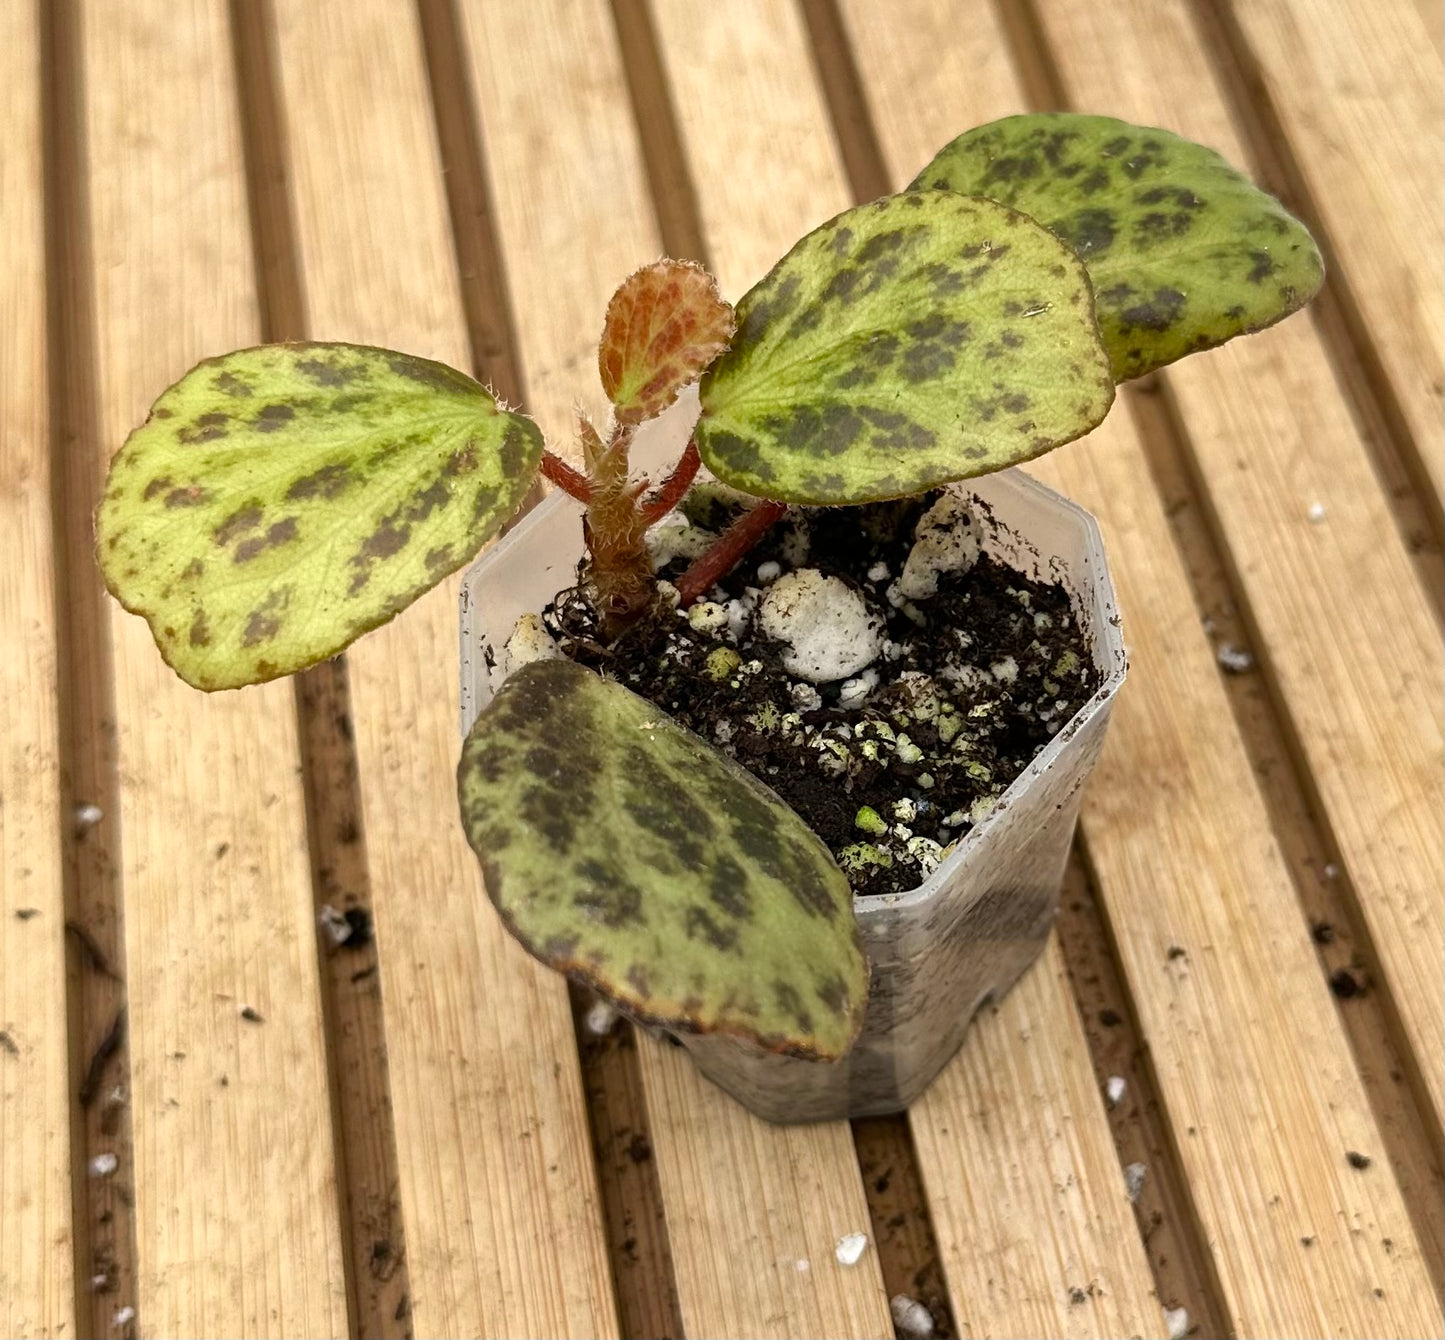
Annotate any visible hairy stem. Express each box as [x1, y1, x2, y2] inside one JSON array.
[[540, 450, 592, 502], [674, 500, 789, 606], [639, 439, 701, 524], [581, 421, 655, 636]]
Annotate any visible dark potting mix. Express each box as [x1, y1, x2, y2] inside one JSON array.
[[540, 487, 1101, 897]]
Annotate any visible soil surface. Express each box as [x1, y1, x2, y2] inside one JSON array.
[[547, 490, 1101, 897]]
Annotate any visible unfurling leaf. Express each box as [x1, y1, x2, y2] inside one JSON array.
[[911, 112, 1324, 381], [599, 260, 736, 425], [694, 192, 1113, 504], [458, 659, 868, 1059], [96, 342, 544, 690]]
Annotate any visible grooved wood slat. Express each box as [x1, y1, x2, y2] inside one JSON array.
[[268, 3, 618, 1334], [1, 2, 74, 1334], [452, 0, 655, 449], [845, 1, 1445, 1331], [451, 1, 888, 1330], [82, 2, 347, 1333], [906, 944, 1163, 1339], [1035, 0, 1445, 1146], [652, 1, 1161, 1333], [1232, 0, 1444, 508]]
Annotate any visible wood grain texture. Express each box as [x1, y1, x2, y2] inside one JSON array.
[[642, 1036, 892, 1337], [1033, 0, 1445, 1144], [1039, 417, 1444, 1338], [1, 2, 75, 1334], [1229, 0, 1444, 508], [910, 946, 1163, 1340], [1413, 0, 1445, 52], [82, 2, 347, 1334], [269, 3, 618, 1334], [653, 0, 1162, 1333], [451, 1, 885, 1330], [844, 0, 1445, 1333], [453, 0, 657, 451]]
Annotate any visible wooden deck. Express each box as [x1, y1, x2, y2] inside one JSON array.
[[3, 1, 1442, 1336]]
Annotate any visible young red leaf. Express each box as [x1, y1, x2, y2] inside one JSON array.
[[599, 260, 735, 426]]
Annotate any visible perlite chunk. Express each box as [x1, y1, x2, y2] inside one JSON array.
[[898, 493, 979, 600], [757, 569, 884, 683]]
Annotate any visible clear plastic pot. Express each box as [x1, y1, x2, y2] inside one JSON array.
[[460, 393, 1126, 1123]]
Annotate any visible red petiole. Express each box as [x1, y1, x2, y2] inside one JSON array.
[[540, 450, 592, 502], [674, 500, 789, 606], [639, 439, 701, 524]]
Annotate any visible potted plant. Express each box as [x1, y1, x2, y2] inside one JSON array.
[[96, 113, 1321, 1123]]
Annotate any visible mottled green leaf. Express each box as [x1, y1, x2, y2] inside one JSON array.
[[910, 112, 1324, 381], [599, 260, 735, 425], [96, 342, 543, 690], [694, 191, 1113, 504], [458, 659, 868, 1059]]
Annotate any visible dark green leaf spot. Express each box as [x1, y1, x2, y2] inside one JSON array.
[[457, 661, 865, 1058], [97, 342, 543, 688], [698, 192, 1112, 502], [911, 112, 1323, 381]]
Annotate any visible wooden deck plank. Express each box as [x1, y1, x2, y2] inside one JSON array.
[[81, 3, 347, 1334], [1231, 0, 1445, 509], [651, 1, 1166, 1334], [451, 0, 656, 447], [451, 2, 888, 1331], [641, 1036, 894, 1338], [268, 4, 619, 1334], [909, 946, 1164, 1339], [0, 3, 76, 1335], [844, 1, 1445, 1333], [1034, 0, 1445, 1146]]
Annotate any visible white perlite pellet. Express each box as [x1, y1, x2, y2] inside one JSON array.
[[1106, 1075, 1127, 1107], [501, 612, 562, 676], [1216, 643, 1254, 674], [834, 1231, 869, 1266], [1165, 1304, 1189, 1339], [790, 682, 823, 712], [898, 493, 979, 600], [584, 999, 619, 1035], [646, 514, 714, 570], [319, 904, 352, 945], [890, 1293, 935, 1338], [758, 570, 883, 683], [75, 803, 104, 831], [686, 601, 729, 636], [1124, 1161, 1147, 1203], [838, 667, 880, 708], [89, 1152, 118, 1178]]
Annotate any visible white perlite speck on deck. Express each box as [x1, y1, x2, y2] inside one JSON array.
[[834, 1231, 869, 1266], [88, 1152, 118, 1178], [584, 998, 619, 1035], [890, 1293, 935, 1338]]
